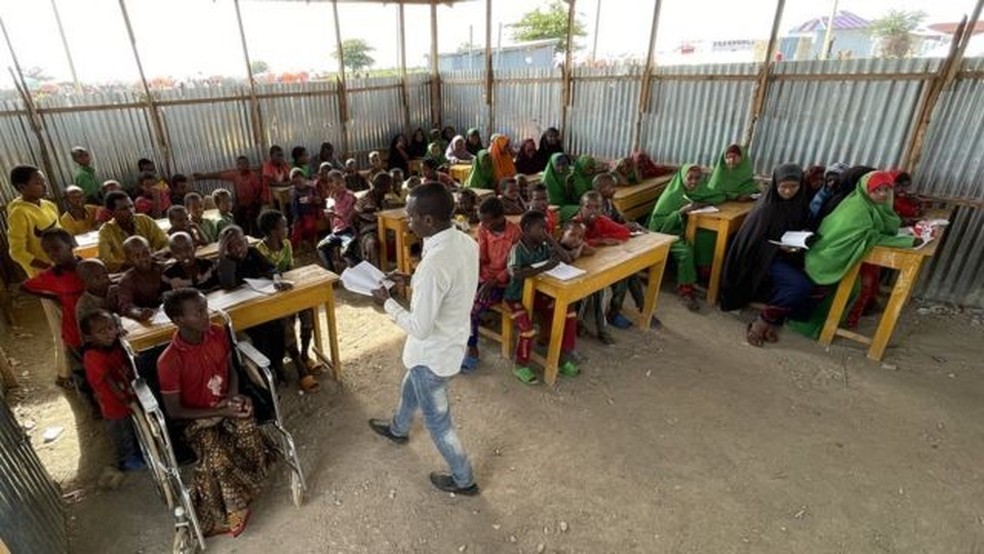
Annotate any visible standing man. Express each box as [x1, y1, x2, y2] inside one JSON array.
[[369, 182, 480, 495], [71, 147, 99, 204]]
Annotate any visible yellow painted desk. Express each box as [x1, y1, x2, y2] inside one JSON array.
[[521, 232, 677, 385], [122, 265, 342, 379], [612, 175, 673, 222], [270, 185, 292, 215], [683, 201, 755, 305], [819, 238, 940, 361], [75, 210, 239, 261], [449, 164, 473, 183], [377, 208, 413, 274]]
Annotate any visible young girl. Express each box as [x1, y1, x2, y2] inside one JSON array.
[[424, 141, 448, 171], [445, 135, 473, 165], [408, 128, 428, 159], [256, 210, 320, 392], [489, 135, 517, 183], [465, 128, 483, 156], [464, 150, 494, 189], [513, 138, 539, 176], [289, 167, 322, 252]]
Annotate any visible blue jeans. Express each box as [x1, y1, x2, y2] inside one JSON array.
[[390, 365, 474, 487]]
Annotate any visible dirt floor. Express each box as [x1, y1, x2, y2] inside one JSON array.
[[4, 285, 984, 554]]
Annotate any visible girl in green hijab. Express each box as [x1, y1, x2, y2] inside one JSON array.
[[694, 144, 761, 271], [544, 154, 597, 221], [424, 141, 448, 169], [647, 164, 725, 311], [542, 152, 572, 217], [464, 149, 494, 189]]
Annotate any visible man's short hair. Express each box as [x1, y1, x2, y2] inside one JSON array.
[[478, 196, 505, 218], [409, 182, 454, 222], [520, 209, 546, 232], [9, 165, 39, 190], [163, 288, 204, 320], [40, 227, 76, 247], [104, 190, 130, 210]]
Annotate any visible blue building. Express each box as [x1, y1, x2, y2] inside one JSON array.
[[433, 38, 559, 72]]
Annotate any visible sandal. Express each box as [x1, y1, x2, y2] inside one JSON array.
[[228, 508, 251, 538], [559, 361, 580, 377], [299, 375, 320, 392], [513, 366, 539, 385], [746, 319, 770, 347], [305, 359, 326, 376]]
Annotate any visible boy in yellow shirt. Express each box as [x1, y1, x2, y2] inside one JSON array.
[[59, 186, 100, 235]]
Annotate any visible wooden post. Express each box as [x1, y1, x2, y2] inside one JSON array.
[[398, 1, 411, 132], [429, 0, 441, 127], [560, 0, 576, 150], [903, 0, 982, 172], [632, 0, 663, 151], [233, 0, 266, 159], [484, 0, 493, 138], [0, 17, 63, 207], [332, 0, 350, 159], [742, 0, 785, 149], [118, 0, 173, 176]]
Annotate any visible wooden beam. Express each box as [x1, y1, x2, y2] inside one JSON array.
[[743, 0, 785, 149], [560, 0, 576, 150], [484, 0, 493, 138], [398, 1, 411, 131], [632, 0, 663, 151], [233, 0, 267, 159], [332, 0, 350, 159], [118, 0, 173, 176], [429, 0, 441, 127]]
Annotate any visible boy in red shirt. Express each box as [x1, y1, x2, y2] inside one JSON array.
[[462, 197, 522, 372], [22, 228, 86, 388], [134, 171, 171, 218], [80, 309, 142, 471], [261, 145, 290, 199], [527, 183, 558, 236], [157, 288, 272, 537], [193, 155, 265, 235]]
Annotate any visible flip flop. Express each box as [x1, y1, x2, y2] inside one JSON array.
[[513, 366, 539, 385], [299, 375, 320, 392]]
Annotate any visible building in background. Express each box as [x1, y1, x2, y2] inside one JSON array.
[[433, 38, 560, 72], [780, 10, 874, 61]]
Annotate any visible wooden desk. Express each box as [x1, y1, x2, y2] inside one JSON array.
[[521, 232, 677, 385], [122, 265, 342, 379], [683, 202, 755, 305], [377, 208, 412, 274], [270, 185, 292, 214], [76, 215, 249, 262], [467, 188, 496, 201], [612, 175, 673, 222], [519, 172, 542, 186], [449, 164, 473, 183], [819, 239, 940, 361]]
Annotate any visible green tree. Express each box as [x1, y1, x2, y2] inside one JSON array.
[[870, 9, 927, 58], [332, 39, 376, 72], [249, 60, 269, 74], [510, 0, 586, 53]]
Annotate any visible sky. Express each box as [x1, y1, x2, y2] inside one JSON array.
[[0, 0, 976, 87]]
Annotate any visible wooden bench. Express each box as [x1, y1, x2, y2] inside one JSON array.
[[612, 174, 673, 222]]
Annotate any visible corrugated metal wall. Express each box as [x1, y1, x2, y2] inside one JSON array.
[[259, 82, 341, 165], [0, 390, 66, 554], [493, 68, 563, 146], [567, 67, 642, 160], [441, 70, 488, 137]]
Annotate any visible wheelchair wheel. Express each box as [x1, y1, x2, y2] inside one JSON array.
[[132, 411, 176, 509], [172, 525, 197, 554], [290, 470, 304, 507]]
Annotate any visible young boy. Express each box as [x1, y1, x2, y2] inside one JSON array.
[[60, 185, 100, 235], [117, 236, 169, 322], [559, 220, 595, 260], [527, 183, 558, 236], [516, 174, 530, 203], [505, 211, 578, 384], [184, 192, 217, 243], [388, 168, 406, 206], [162, 232, 218, 291], [262, 145, 291, 194], [317, 170, 358, 272], [289, 168, 321, 251], [367, 151, 386, 180], [354, 172, 394, 268], [80, 309, 142, 471], [134, 171, 171, 218], [169, 174, 190, 207], [194, 155, 265, 235], [166, 205, 208, 246], [211, 189, 236, 235], [22, 229, 86, 387], [453, 188, 480, 226], [498, 177, 526, 216], [95, 180, 122, 224], [462, 197, 522, 371], [75, 259, 118, 327], [343, 158, 370, 192], [71, 146, 100, 203], [291, 146, 312, 178]]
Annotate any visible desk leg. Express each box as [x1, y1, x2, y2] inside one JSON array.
[[684, 217, 697, 244], [640, 253, 669, 328], [394, 227, 407, 275], [706, 220, 731, 306], [868, 260, 922, 361], [819, 262, 863, 345], [324, 291, 342, 379], [543, 298, 568, 386], [377, 224, 389, 271]]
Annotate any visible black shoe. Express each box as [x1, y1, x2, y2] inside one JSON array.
[[368, 419, 408, 444], [429, 472, 479, 496]]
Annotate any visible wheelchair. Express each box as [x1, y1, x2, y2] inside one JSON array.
[[122, 310, 306, 553]]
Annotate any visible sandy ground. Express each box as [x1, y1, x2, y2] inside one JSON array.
[[4, 286, 984, 554]]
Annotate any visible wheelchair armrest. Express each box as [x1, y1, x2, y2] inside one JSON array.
[[132, 378, 160, 413], [237, 342, 270, 369]]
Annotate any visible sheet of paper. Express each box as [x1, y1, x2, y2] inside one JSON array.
[[207, 287, 267, 311], [689, 206, 720, 215], [341, 261, 394, 296], [244, 277, 278, 295], [150, 308, 171, 325], [531, 261, 586, 281]]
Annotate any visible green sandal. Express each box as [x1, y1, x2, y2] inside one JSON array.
[[513, 366, 539, 384], [559, 361, 580, 377]]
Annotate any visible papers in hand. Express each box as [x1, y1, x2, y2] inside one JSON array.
[[341, 261, 395, 296], [768, 231, 814, 250], [689, 206, 720, 215], [531, 260, 586, 281]]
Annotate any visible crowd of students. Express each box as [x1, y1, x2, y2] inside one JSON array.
[[4, 124, 929, 538]]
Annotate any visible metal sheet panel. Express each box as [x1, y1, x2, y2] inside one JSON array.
[[920, 205, 984, 307], [406, 72, 433, 133], [567, 66, 642, 160], [258, 81, 342, 162], [493, 68, 563, 145], [0, 100, 39, 204], [346, 76, 404, 160], [440, 70, 488, 137]]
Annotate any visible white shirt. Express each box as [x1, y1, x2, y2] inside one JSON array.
[[384, 226, 479, 377]]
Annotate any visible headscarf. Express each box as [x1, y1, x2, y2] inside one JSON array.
[[464, 150, 493, 189], [805, 171, 913, 285], [611, 157, 640, 185], [647, 164, 725, 234], [465, 128, 483, 155], [424, 142, 448, 167], [535, 127, 564, 169], [408, 128, 428, 158], [445, 135, 473, 164], [514, 138, 540, 175], [813, 164, 875, 226], [719, 164, 810, 311], [387, 134, 409, 173], [489, 135, 517, 182], [542, 152, 572, 210], [707, 144, 758, 199]]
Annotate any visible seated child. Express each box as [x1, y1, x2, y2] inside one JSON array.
[[317, 171, 359, 272], [516, 174, 530, 203], [60, 185, 100, 235], [95, 180, 122, 224], [527, 183, 558, 236], [504, 211, 579, 385], [421, 158, 457, 190], [169, 174, 190, 206], [462, 197, 522, 371], [388, 168, 407, 206], [80, 309, 142, 471], [134, 171, 171, 218], [405, 176, 422, 192], [184, 192, 217, 243], [166, 205, 208, 246], [157, 288, 273, 537], [291, 146, 312, 178], [255, 211, 320, 391], [343, 158, 370, 192], [559, 220, 596, 260], [75, 258, 118, 327], [163, 232, 218, 291], [454, 188, 480, 225], [353, 173, 394, 268], [117, 236, 169, 322], [211, 189, 236, 235], [893, 171, 922, 225], [498, 177, 526, 215], [289, 167, 322, 251], [367, 151, 387, 180]]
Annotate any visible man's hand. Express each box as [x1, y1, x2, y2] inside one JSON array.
[[371, 285, 391, 306], [386, 271, 411, 287]]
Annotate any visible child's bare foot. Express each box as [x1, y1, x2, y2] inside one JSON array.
[[746, 319, 771, 347]]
